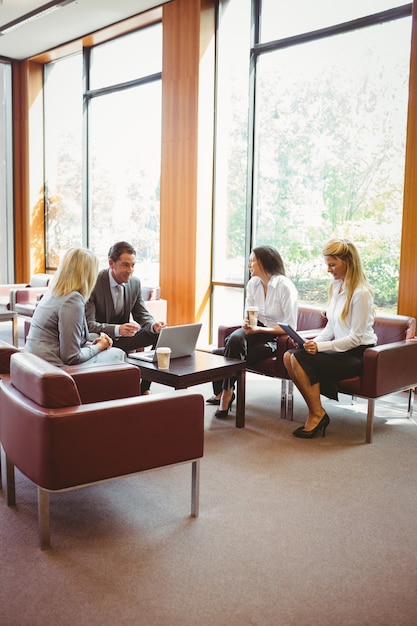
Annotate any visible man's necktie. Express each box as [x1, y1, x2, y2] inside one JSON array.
[[114, 284, 124, 316]]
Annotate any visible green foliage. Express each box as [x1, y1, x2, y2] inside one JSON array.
[[219, 22, 409, 311]]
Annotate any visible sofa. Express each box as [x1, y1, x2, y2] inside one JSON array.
[[0, 351, 204, 548], [217, 305, 417, 442]]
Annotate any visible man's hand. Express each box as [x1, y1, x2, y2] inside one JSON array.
[[153, 321, 167, 333], [119, 322, 140, 337]]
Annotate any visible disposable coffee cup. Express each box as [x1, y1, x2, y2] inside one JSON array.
[[247, 306, 259, 328], [156, 347, 171, 369]]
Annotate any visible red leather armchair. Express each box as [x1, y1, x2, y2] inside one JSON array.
[[335, 313, 416, 442], [8, 273, 51, 315], [0, 352, 204, 548], [0, 340, 20, 488], [0, 339, 141, 491]]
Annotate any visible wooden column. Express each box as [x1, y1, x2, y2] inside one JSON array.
[[12, 59, 45, 281], [12, 61, 31, 282], [398, 2, 417, 320], [160, 0, 215, 327]]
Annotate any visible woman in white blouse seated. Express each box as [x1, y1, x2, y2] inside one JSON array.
[[210, 245, 298, 419], [284, 238, 377, 439]]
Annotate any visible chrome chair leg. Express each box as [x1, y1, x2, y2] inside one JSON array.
[[281, 379, 287, 419], [191, 459, 200, 518], [287, 380, 294, 420]]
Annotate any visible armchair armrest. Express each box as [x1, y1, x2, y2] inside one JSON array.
[[218, 325, 240, 348], [360, 340, 417, 397], [0, 283, 27, 308], [0, 340, 20, 374], [9, 286, 49, 310]]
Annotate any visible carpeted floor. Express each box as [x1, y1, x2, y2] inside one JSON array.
[[0, 320, 416, 625]]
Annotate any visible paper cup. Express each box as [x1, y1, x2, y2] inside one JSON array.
[[247, 306, 259, 328], [156, 347, 171, 369]]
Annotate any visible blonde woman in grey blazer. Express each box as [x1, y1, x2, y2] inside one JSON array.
[[25, 248, 125, 367]]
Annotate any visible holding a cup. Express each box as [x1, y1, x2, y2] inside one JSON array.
[[156, 347, 171, 369], [247, 305, 259, 328]]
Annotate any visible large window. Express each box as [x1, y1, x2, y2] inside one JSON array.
[[0, 61, 13, 282], [212, 0, 251, 329], [254, 4, 411, 310], [213, 0, 411, 329], [44, 53, 83, 269], [44, 23, 162, 281]]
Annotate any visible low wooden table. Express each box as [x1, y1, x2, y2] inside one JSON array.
[[127, 350, 247, 428], [0, 309, 18, 347]]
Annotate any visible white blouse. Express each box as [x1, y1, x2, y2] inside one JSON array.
[[314, 280, 377, 352], [245, 274, 298, 329]]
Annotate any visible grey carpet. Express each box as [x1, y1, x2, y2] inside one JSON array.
[[0, 320, 416, 625]]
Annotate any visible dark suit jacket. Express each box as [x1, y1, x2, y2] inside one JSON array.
[[86, 270, 155, 340]]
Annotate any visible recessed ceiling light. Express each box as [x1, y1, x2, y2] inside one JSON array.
[[0, 0, 77, 36]]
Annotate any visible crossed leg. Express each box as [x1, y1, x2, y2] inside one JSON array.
[[283, 351, 327, 431]]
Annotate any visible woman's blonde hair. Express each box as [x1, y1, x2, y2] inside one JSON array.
[[51, 247, 99, 301], [323, 238, 373, 322]]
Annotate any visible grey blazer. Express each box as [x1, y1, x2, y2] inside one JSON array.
[[25, 290, 100, 366], [85, 269, 155, 339]]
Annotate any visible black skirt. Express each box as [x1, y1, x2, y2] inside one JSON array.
[[289, 345, 373, 401]]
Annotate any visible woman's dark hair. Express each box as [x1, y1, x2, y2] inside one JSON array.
[[252, 245, 286, 276], [108, 241, 136, 262]]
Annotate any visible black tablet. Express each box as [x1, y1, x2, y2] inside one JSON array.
[[279, 323, 306, 345]]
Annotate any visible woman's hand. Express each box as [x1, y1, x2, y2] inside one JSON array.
[[304, 340, 317, 355], [242, 318, 257, 334], [93, 332, 113, 351]]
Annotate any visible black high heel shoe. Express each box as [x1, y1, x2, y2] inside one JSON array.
[[206, 395, 221, 405], [214, 392, 235, 419], [293, 414, 330, 439]]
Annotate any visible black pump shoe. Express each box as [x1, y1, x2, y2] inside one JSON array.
[[293, 414, 330, 439], [206, 395, 221, 405], [214, 392, 235, 419]]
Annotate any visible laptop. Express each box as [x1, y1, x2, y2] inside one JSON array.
[[128, 323, 202, 362]]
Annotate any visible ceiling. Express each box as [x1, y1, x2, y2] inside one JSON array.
[[0, 0, 169, 60]]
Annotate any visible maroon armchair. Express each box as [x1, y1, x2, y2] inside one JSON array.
[[8, 273, 51, 316], [0, 339, 141, 493], [334, 313, 417, 442], [0, 352, 204, 548], [0, 340, 20, 489]]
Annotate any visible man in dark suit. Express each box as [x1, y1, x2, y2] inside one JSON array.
[[86, 241, 166, 393]]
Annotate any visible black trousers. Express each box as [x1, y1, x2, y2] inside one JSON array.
[[114, 329, 158, 393], [212, 326, 276, 394]]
